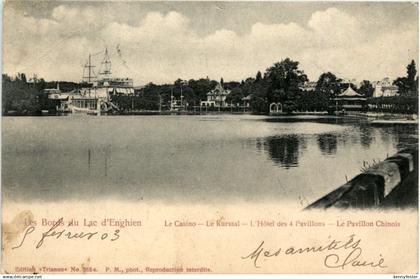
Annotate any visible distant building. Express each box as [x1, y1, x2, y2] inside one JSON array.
[[299, 81, 317, 92], [373, 78, 399, 97], [200, 83, 231, 107], [44, 83, 64, 99], [241, 95, 252, 107]]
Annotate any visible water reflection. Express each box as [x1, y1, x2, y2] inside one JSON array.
[[2, 116, 418, 203], [374, 125, 417, 150], [263, 135, 303, 169], [261, 123, 418, 169], [359, 125, 374, 148], [317, 134, 338, 155]]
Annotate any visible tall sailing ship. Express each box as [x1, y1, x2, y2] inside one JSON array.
[[52, 48, 134, 115]]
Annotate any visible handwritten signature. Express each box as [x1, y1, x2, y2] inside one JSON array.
[[12, 217, 121, 249], [241, 234, 387, 270]]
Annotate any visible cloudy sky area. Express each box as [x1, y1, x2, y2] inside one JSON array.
[[3, 1, 418, 85]]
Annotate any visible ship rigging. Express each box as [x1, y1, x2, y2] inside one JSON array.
[[54, 47, 135, 115]]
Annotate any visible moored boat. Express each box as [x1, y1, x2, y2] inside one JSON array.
[[48, 48, 135, 115]]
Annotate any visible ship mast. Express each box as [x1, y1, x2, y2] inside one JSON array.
[[100, 48, 112, 80], [170, 87, 174, 110], [83, 54, 96, 83]]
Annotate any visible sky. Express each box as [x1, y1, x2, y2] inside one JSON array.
[[3, 1, 419, 85]]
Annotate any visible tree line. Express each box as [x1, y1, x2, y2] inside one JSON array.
[[3, 59, 418, 115]]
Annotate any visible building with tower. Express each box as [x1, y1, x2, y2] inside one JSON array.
[[200, 82, 231, 107]]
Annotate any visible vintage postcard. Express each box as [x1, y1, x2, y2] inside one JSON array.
[[1, 0, 419, 275]]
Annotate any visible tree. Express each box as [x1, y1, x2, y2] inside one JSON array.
[[255, 71, 262, 82], [406, 60, 418, 96], [246, 72, 270, 113], [394, 60, 418, 96], [244, 77, 255, 84], [17, 73, 27, 83], [393, 77, 409, 95], [225, 87, 244, 105], [265, 58, 308, 112], [2, 74, 11, 82], [298, 90, 329, 112], [315, 72, 342, 98], [223, 81, 241, 90], [407, 60, 417, 92], [188, 78, 218, 101], [3, 73, 41, 114], [358, 80, 374, 97]]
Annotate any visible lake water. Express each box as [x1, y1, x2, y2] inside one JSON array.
[[2, 115, 418, 207]]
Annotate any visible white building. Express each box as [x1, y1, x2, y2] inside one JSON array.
[[200, 83, 231, 107], [44, 83, 63, 99], [299, 81, 317, 92], [373, 78, 399, 97]]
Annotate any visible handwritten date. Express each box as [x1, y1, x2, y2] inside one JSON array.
[[12, 217, 121, 249]]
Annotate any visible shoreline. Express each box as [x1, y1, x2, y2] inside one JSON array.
[[2, 110, 418, 123]]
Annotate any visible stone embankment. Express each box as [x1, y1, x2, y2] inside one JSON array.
[[306, 148, 418, 209]]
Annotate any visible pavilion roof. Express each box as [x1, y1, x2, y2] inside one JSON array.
[[337, 86, 364, 97]]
